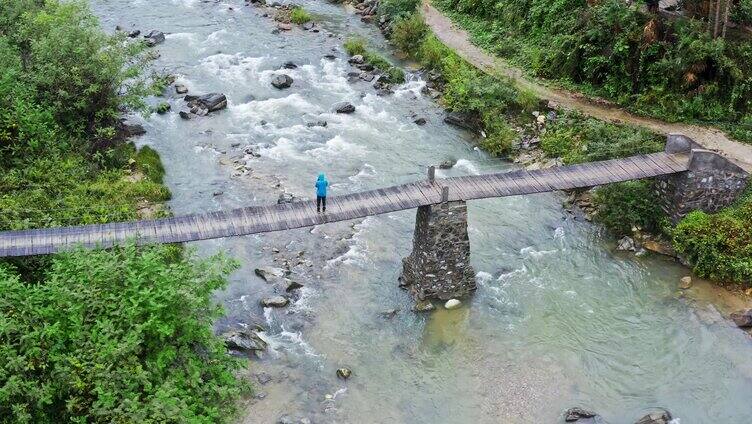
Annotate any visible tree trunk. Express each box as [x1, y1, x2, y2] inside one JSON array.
[[721, 0, 732, 38], [713, 0, 723, 37]]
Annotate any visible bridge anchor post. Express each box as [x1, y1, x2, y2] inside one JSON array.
[[399, 201, 476, 302]]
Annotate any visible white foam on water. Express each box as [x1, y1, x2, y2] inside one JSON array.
[[520, 245, 558, 259], [348, 163, 377, 184], [259, 137, 307, 161], [475, 271, 494, 285], [200, 53, 267, 84], [553, 226, 566, 240], [309, 135, 367, 159], [332, 387, 347, 399], [393, 75, 426, 98], [232, 93, 319, 124], [498, 265, 528, 281], [325, 241, 369, 268], [454, 159, 480, 175]]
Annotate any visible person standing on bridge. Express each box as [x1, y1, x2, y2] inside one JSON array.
[[315, 172, 329, 213]]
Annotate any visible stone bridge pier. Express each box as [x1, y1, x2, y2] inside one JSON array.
[[655, 134, 750, 223], [399, 200, 476, 302]]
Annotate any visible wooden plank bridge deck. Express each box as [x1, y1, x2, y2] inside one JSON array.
[[0, 152, 690, 257]]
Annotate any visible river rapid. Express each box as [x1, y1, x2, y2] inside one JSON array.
[[91, 1, 752, 422]]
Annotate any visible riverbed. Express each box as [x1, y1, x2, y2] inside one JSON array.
[[92, 0, 752, 422]]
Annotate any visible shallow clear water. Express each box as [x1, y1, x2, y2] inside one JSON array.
[[92, 1, 752, 422]]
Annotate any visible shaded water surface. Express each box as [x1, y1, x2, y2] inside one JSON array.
[[91, 1, 752, 422]]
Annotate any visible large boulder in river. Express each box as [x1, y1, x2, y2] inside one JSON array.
[[271, 74, 293, 89], [731, 309, 752, 328], [185, 93, 227, 113], [333, 101, 356, 114], [144, 30, 165, 47], [261, 295, 289, 308], [634, 410, 672, 424], [222, 329, 267, 354], [255, 267, 286, 282]]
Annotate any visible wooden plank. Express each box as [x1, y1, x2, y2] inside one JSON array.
[[484, 174, 514, 196], [663, 153, 691, 172]]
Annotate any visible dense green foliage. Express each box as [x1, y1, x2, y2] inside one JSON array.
[[0, 0, 167, 232], [593, 180, 666, 237], [433, 0, 752, 141], [539, 111, 664, 164], [0, 1, 248, 421], [673, 190, 752, 284], [0, 245, 246, 423], [343, 37, 406, 83], [290, 7, 312, 24]]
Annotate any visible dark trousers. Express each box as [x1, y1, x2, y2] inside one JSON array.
[[316, 196, 326, 211]]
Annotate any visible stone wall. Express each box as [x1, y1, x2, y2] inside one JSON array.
[[655, 134, 749, 223], [400, 201, 476, 301]]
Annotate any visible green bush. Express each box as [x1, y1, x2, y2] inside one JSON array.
[[593, 180, 666, 237], [343, 37, 406, 83], [673, 191, 752, 284], [479, 116, 517, 156], [391, 13, 428, 54], [0, 244, 248, 423], [539, 111, 663, 163], [344, 37, 367, 56], [290, 7, 312, 24]]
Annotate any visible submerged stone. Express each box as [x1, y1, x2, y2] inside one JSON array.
[[634, 410, 672, 424], [444, 299, 461, 310], [336, 367, 352, 379]]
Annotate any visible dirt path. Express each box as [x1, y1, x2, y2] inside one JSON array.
[[422, 2, 752, 172]]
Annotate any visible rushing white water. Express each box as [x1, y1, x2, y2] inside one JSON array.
[[92, 0, 752, 422]]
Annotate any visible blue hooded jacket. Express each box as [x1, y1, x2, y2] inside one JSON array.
[[315, 173, 329, 197]]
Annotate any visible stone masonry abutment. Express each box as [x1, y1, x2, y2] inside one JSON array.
[[655, 134, 750, 223]]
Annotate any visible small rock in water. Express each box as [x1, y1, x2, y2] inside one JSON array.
[[616, 236, 636, 252], [306, 120, 327, 128], [271, 74, 293, 89], [679, 276, 692, 289], [731, 309, 752, 328], [128, 29, 141, 38], [175, 84, 188, 94], [413, 300, 435, 312], [256, 372, 273, 384], [332, 101, 355, 114], [261, 295, 289, 308], [281, 61, 297, 69], [634, 410, 673, 424], [413, 117, 427, 125], [323, 54, 336, 60], [277, 279, 303, 293], [277, 22, 292, 31], [380, 308, 399, 318], [179, 110, 192, 120], [438, 160, 456, 169], [336, 367, 352, 380], [302, 22, 314, 30], [444, 299, 461, 310], [155, 102, 171, 114], [564, 407, 597, 422]]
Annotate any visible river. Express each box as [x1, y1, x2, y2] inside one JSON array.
[[91, 0, 752, 422]]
